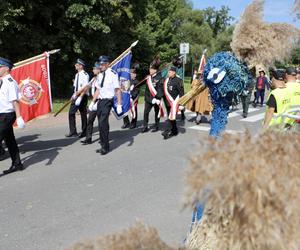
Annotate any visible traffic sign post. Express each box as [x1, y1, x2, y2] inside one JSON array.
[[180, 43, 189, 82]]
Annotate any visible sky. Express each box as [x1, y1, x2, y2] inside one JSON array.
[[191, 0, 300, 28]]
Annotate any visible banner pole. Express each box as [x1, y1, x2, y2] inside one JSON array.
[[46, 52, 53, 111]]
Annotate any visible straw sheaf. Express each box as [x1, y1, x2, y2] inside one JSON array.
[[185, 132, 300, 250], [231, 0, 300, 67], [65, 222, 181, 250]]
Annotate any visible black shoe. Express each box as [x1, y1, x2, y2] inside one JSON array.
[[130, 123, 136, 129], [161, 130, 170, 137], [121, 123, 130, 129], [3, 163, 25, 175], [151, 126, 159, 132], [142, 126, 149, 133], [78, 132, 86, 138], [96, 148, 109, 155], [243, 113, 248, 118], [65, 132, 78, 138], [81, 139, 92, 145], [163, 131, 178, 140]]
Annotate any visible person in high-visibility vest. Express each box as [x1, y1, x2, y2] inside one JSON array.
[[263, 69, 289, 129], [263, 68, 300, 130]]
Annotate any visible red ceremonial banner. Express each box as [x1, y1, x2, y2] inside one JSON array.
[[11, 55, 52, 123]]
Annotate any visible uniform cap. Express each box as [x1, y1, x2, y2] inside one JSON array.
[[93, 62, 100, 69], [99, 55, 110, 64], [169, 66, 177, 72], [76, 58, 86, 67], [0, 57, 14, 69]]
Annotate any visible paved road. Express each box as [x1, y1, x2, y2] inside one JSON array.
[[0, 104, 265, 250]]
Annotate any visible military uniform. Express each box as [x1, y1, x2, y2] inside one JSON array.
[[142, 72, 164, 132], [0, 57, 25, 174], [95, 56, 120, 155], [66, 59, 89, 138], [162, 72, 184, 139]]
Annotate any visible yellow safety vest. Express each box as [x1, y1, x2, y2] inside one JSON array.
[[286, 82, 300, 107], [268, 87, 292, 126]]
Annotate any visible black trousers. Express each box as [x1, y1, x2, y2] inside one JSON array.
[[86, 110, 98, 141], [97, 98, 113, 150], [68, 95, 88, 134], [165, 106, 178, 134], [143, 101, 160, 127], [0, 139, 4, 155], [0, 112, 21, 166], [123, 105, 138, 125]]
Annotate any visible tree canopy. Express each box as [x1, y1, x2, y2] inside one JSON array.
[[0, 0, 234, 96]]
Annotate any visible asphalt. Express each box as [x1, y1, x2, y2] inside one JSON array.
[[0, 104, 265, 250]]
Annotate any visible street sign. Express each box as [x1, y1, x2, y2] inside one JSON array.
[[180, 43, 189, 54]]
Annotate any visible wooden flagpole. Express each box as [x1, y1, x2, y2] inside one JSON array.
[[53, 41, 139, 117]]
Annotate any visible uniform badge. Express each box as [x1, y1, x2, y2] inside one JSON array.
[[19, 77, 43, 105]]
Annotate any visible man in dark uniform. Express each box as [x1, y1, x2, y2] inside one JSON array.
[[142, 57, 164, 133], [0, 57, 25, 174], [122, 67, 140, 129], [91, 55, 122, 155], [162, 66, 184, 139], [81, 61, 101, 145], [66, 58, 90, 138]]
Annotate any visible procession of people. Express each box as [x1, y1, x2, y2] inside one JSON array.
[[1, 49, 300, 174]]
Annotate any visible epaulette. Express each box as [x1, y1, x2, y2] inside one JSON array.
[[8, 77, 13, 82], [111, 69, 117, 75], [83, 71, 88, 75]]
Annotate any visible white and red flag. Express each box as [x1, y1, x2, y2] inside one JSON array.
[[197, 49, 207, 73]]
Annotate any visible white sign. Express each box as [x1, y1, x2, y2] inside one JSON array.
[[180, 43, 189, 54]]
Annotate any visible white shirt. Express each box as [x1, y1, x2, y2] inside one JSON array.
[[0, 74, 20, 113], [73, 70, 89, 93], [96, 68, 120, 99]]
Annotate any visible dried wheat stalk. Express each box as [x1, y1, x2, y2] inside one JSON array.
[[185, 131, 300, 250], [231, 0, 300, 67], [65, 222, 181, 250]]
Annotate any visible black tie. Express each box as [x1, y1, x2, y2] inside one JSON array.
[[100, 71, 106, 88], [75, 73, 79, 91], [0, 79, 2, 89]]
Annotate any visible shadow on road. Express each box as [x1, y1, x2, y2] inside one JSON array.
[[0, 134, 79, 177]]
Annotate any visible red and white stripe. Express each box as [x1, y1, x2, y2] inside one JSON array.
[[147, 75, 164, 118], [164, 78, 179, 121]]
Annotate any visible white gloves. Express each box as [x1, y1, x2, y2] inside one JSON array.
[[75, 96, 82, 106], [179, 105, 185, 111], [89, 101, 98, 112], [92, 102, 98, 111], [152, 98, 160, 105], [88, 101, 94, 112], [116, 104, 122, 114], [16, 116, 25, 129], [130, 85, 134, 91], [71, 94, 77, 100]]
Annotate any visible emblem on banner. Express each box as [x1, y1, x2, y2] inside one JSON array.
[[19, 78, 43, 105]]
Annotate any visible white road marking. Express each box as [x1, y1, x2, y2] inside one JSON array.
[[189, 125, 243, 134], [241, 113, 265, 122]]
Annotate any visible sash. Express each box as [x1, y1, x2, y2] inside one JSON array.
[[146, 75, 165, 118], [164, 78, 179, 120]]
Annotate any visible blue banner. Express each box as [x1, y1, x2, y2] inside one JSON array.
[[112, 51, 132, 81]]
